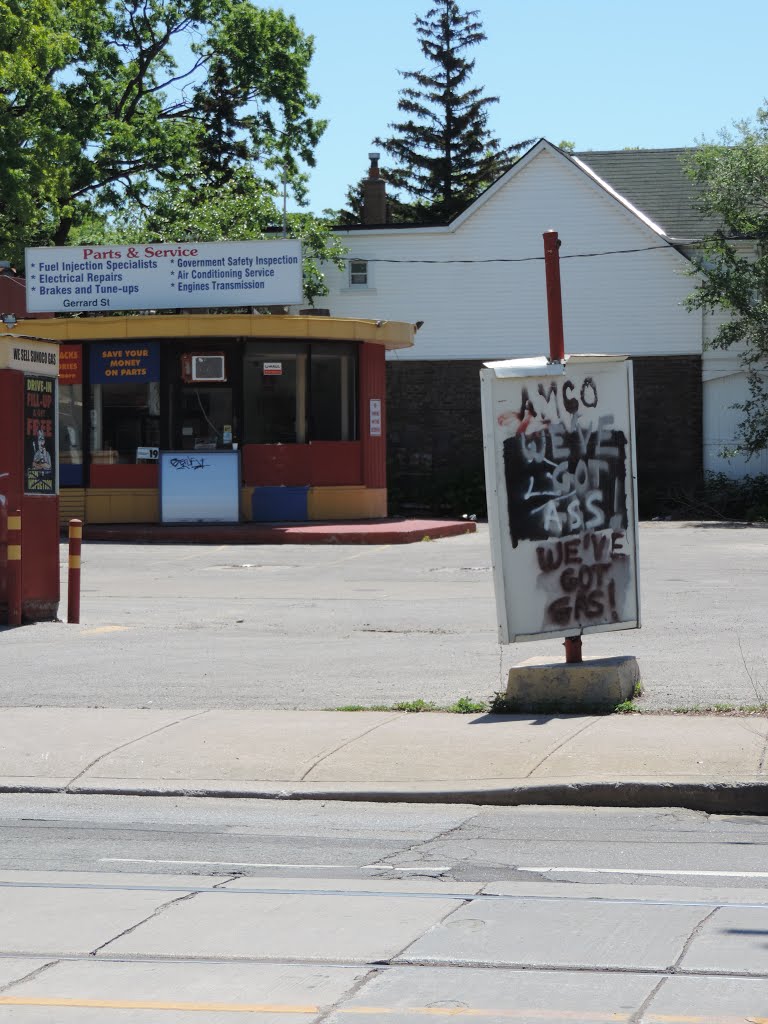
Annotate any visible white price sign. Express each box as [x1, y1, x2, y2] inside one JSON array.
[[369, 398, 382, 437]]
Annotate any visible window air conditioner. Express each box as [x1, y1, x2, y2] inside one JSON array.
[[182, 353, 226, 383]]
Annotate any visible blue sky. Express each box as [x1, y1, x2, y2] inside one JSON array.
[[275, 0, 768, 215]]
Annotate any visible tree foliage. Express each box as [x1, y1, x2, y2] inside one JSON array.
[[0, 0, 343, 303], [368, 0, 531, 224], [685, 106, 768, 456]]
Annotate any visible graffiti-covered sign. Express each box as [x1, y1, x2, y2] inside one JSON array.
[[24, 374, 57, 495], [480, 355, 639, 643]]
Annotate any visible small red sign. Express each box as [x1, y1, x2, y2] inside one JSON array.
[[59, 344, 82, 385]]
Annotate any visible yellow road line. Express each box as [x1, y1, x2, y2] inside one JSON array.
[[0, 998, 762, 1022], [79, 625, 130, 635], [0, 997, 316, 1013]]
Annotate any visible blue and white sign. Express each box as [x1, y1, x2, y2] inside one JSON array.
[[25, 240, 303, 313]]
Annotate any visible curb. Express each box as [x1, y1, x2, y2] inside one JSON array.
[[75, 519, 477, 546], [3, 780, 768, 814]]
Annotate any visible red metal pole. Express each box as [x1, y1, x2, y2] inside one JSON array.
[[7, 509, 22, 627], [543, 230, 565, 362], [543, 231, 582, 664], [67, 518, 82, 624]]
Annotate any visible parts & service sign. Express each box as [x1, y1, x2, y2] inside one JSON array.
[[24, 240, 303, 313]]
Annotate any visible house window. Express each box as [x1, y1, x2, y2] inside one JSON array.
[[349, 259, 368, 287]]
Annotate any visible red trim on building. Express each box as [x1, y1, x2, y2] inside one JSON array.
[[242, 442, 362, 487], [358, 343, 387, 489], [307, 442, 362, 486], [89, 464, 159, 488], [0, 276, 55, 319]]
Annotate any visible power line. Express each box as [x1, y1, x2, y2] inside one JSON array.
[[338, 244, 672, 264]]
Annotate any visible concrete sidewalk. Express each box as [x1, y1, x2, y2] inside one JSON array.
[[2, 708, 767, 813]]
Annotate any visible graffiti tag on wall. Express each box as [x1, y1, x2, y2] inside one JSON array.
[[499, 372, 633, 633]]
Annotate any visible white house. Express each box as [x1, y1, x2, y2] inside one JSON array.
[[322, 140, 766, 514]]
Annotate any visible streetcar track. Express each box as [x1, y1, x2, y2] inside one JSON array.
[[0, 949, 767, 982], [2, 877, 768, 911]]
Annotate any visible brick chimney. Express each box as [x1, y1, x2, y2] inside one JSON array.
[[362, 152, 387, 225]]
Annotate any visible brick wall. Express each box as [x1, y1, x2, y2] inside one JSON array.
[[386, 356, 703, 517]]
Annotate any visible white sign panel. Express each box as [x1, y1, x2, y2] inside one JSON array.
[[0, 338, 59, 376], [160, 450, 240, 523], [480, 354, 640, 643], [369, 398, 382, 437], [24, 240, 303, 313]]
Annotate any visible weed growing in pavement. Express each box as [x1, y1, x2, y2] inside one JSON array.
[[330, 696, 489, 714], [447, 696, 488, 714]]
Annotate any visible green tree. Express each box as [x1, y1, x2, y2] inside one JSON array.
[[370, 0, 531, 223], [685, 106, 768, 457], [0, 0, 327, 271], [69, 160, 347, 305]]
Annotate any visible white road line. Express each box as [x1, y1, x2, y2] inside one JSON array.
[[519, 866, 768, 879], [100, 858, 452, 872], [365, 865, 454, 873], [102, 859, 369, 870]]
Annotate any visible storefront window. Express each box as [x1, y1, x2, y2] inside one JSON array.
[[90, 381, 161, 463], [243, 342, 357, 444], [59, 344, 84, 484], [89, 342, 161, 464], [309, 343, 357, 441], [244, 347, 306, 444], [59, 383, 83, 468]]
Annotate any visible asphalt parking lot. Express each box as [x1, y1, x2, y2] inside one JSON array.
[[2, 522, 767, 711]]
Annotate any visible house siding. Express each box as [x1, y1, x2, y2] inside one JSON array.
[[326, 143, 715, 513], [327, 147, 701, 362]]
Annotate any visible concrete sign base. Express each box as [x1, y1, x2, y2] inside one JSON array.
[[506, 655, 640, 713]]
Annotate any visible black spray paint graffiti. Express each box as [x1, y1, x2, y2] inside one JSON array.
[[535, 528, 631, 629], [502, 376, 628, 549], [169, 456, 209, 471]]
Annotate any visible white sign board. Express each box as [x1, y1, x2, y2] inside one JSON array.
[[480, 354, 640, 643], [160, 450, 240, 523], [24, 240, 303, 313], [0, 338, 59, 376], [369, 398, 382, 437]]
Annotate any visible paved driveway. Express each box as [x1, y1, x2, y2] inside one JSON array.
[[3, 522, 767, 711]]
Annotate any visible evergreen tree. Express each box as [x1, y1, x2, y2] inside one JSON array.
[[372, 0, 531, 223]]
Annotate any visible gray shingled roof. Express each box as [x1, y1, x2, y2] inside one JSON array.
[[573, 148, 723, 241]]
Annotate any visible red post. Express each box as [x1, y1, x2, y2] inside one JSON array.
[[543, 230, 565, 363], [67, 518, 82, 624], [543, 231, 582, 664], [7, 509, 22, 627]]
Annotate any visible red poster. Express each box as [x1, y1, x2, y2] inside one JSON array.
[[59, 344, 82, 385]]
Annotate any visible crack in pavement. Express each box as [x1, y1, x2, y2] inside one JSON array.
[[65, 711, 209, 790], [89, 890, 199, 957], [525, 716, 600, 779], [299, 713, 403, 782], [365, 810, 483, 873], [0, 959, 59, 995]]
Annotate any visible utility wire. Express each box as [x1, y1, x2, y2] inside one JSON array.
[[337, 244, 672, 264]]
